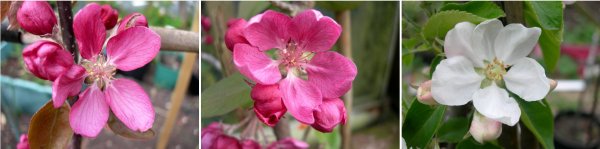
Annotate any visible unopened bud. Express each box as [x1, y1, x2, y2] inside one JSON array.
[[470, 112, 502, 143], [417, 80, 437, 105], [549, 79, 557, 91]]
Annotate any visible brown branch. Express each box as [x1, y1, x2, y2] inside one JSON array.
[[57, 1, 78, 63], [150, 26, 199, 53]]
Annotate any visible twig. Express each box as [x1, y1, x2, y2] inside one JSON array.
[[336, 10, 353, 149], [301, 127, 310, 141], [57, 1, 78, 63]]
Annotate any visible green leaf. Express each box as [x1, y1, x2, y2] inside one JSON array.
[[28, 100, 72, 149], [237, 1, 270, 19], [201, 72, 252, 118], [515, 97, 555, 149], [317, 1, 361, 11], [438, 117, 470, 143], [456, 137, 502, 149], [440, 1, 505, 19], [524, 1, 563, 72], [402, 99, 446, 148], [423, 10, 487, 40], [429, 55, 443, 79], [108, 112, 155, 140]]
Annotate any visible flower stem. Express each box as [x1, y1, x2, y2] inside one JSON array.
[[336, 10, 353, 149]]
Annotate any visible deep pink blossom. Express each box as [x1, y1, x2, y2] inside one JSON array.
[[17, 1, 56, 35], [17, 134, 29, 149], [99, 4, 118, 29], [22, 40, 74, 81], [50, 3, 159, 137], [267, 137, 308, 149], [231, 9, 356, 130], [251, 84, 287, 126]]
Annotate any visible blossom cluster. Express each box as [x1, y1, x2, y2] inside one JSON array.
[[201, 122, 308, 149]]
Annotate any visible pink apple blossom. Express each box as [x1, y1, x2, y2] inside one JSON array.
[[17, 1, 56, 35], [50, 3, 159, 137], [227, 9, 356, 131], [22, 40, 74, 81], [251, 83, 287, 126]]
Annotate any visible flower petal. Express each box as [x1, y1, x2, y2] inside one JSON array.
[[493, 24, 541, 65], [100, 4, 118, 29], [471, 19, 503, 61], [243, 10, 291, 51], [233, 44, 282, 84], [290, 9, 341, 52], [52, 65, 86, 108], [73, 3, 106, 60], [504, 57, 550, 101], [444, 22, 484, 67], [311, 98, 346, 132], [267, 137, 309, 149], [431, 56, 484, 106], [279, 74, 322, 124], [104, 78, 155, 132], [17, 1, 56, 35], [225, 18, 249, 51], [472, 84, 521, 126], [116, 13, 148, 33], [213, 135, 242, 149], [70, 86, 109, 137], [106, 27, 160, 71], [306, 51, 357, 98], [22, 41, 74, 81], [251, 84, 287, 126]]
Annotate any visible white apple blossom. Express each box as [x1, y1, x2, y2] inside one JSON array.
[[431, 19, 551, 126]]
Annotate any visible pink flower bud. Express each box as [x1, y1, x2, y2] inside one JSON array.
[[469, 112, 502, 143], [251, 84, 287, 127], [100, 4, 118, 29], [311, 98, 347, 132], [417, 80, 437, 105], [22, 41, 74, 81], [224, 18, 250, 51], [116, 12, 148, 33], [267, 137, 308, 149], [241, 139, 261, 149], [202, 15, 211, 32], [17, 134, 29, 149], [213, 135, 242, 149], [17, 1, 57, 35]]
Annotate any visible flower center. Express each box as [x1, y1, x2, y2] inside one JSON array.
[[82, 55, 116, 90], [484, 58, 507, 81], [278, 42, 313, 78]]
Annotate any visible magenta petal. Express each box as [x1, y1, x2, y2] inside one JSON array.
[[73, 3, 106, 60], [290, 9, 341, 52], [201, 122, 224, 148], [70, 86, 109, 138], [17, 1, 56, 35], [104, 78, 155, 132], [306, 51, 357, 98], [52, 65, 86, 108], [213, 135, 242, 149], [243, 10, 291, 51], [22, 41, 74, 81], [107, 27, 160, 71], [279, 75, 322, 124], [241, 139, 261, 149], [251, 84, 287, 126], [100, 4, 118, 29], [225, 18, 249, 51], [267, 137, 309, 149], [311, 98, 347, 132], [117, 13, 148, 33], [233, 44, 282, 84]]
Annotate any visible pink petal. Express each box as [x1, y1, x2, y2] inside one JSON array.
[[100, 4, 118, 29], [116, 13, 148, 33], [306, 51, 357, 98], [73, 3, 106, 60], [290, 9, 341, 52], [279, 74, 322, 124], [106, 27, 160, 71], [201, 122, 224, 148], [52, 65, 86, 108], [233, 44, 282, 85], [17, 1, 56, 35], [225, 18, 249, 51], [17, 134, 29, 149], [251, 84, 287, 126], [213, 135, 242, 149], [104, 78, 155, 132], [311, 98, 347, 132], [267, 137, 309, 149], [70, 86, 109, 137], [243, 10, 291, 51], [22, 41, 74, 81], [241, 139, 261, 149]]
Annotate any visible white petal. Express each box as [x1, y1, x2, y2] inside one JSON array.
[[493, 24, 541, 65], [444, 22, 485, 67], [471, 19, 503, 61], [472, 84, 521, 126], [431, 56, 484, 106], [504, 57, 550, 101]]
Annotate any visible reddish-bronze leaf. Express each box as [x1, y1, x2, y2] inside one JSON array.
[[28, 100, 73, 149], [107, 111, 155, 140]]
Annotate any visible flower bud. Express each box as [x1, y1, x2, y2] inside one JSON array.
[[311, 98, 347, 132], [251, 84, 287, 127], [17, 1, 57, 35], [202, 15, 211, 32], [470, 112, 502, 143], [17, 134, 29, 149], [117, 13, 148, 33], [549, 79, 557, 91], [417, 80, 437, 105], [100, 4, 118, 29], [225, 18, 250, 51], [22, 41, 74, 81], [241, 139, 261, 149], [267, 137, 308, 149]]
